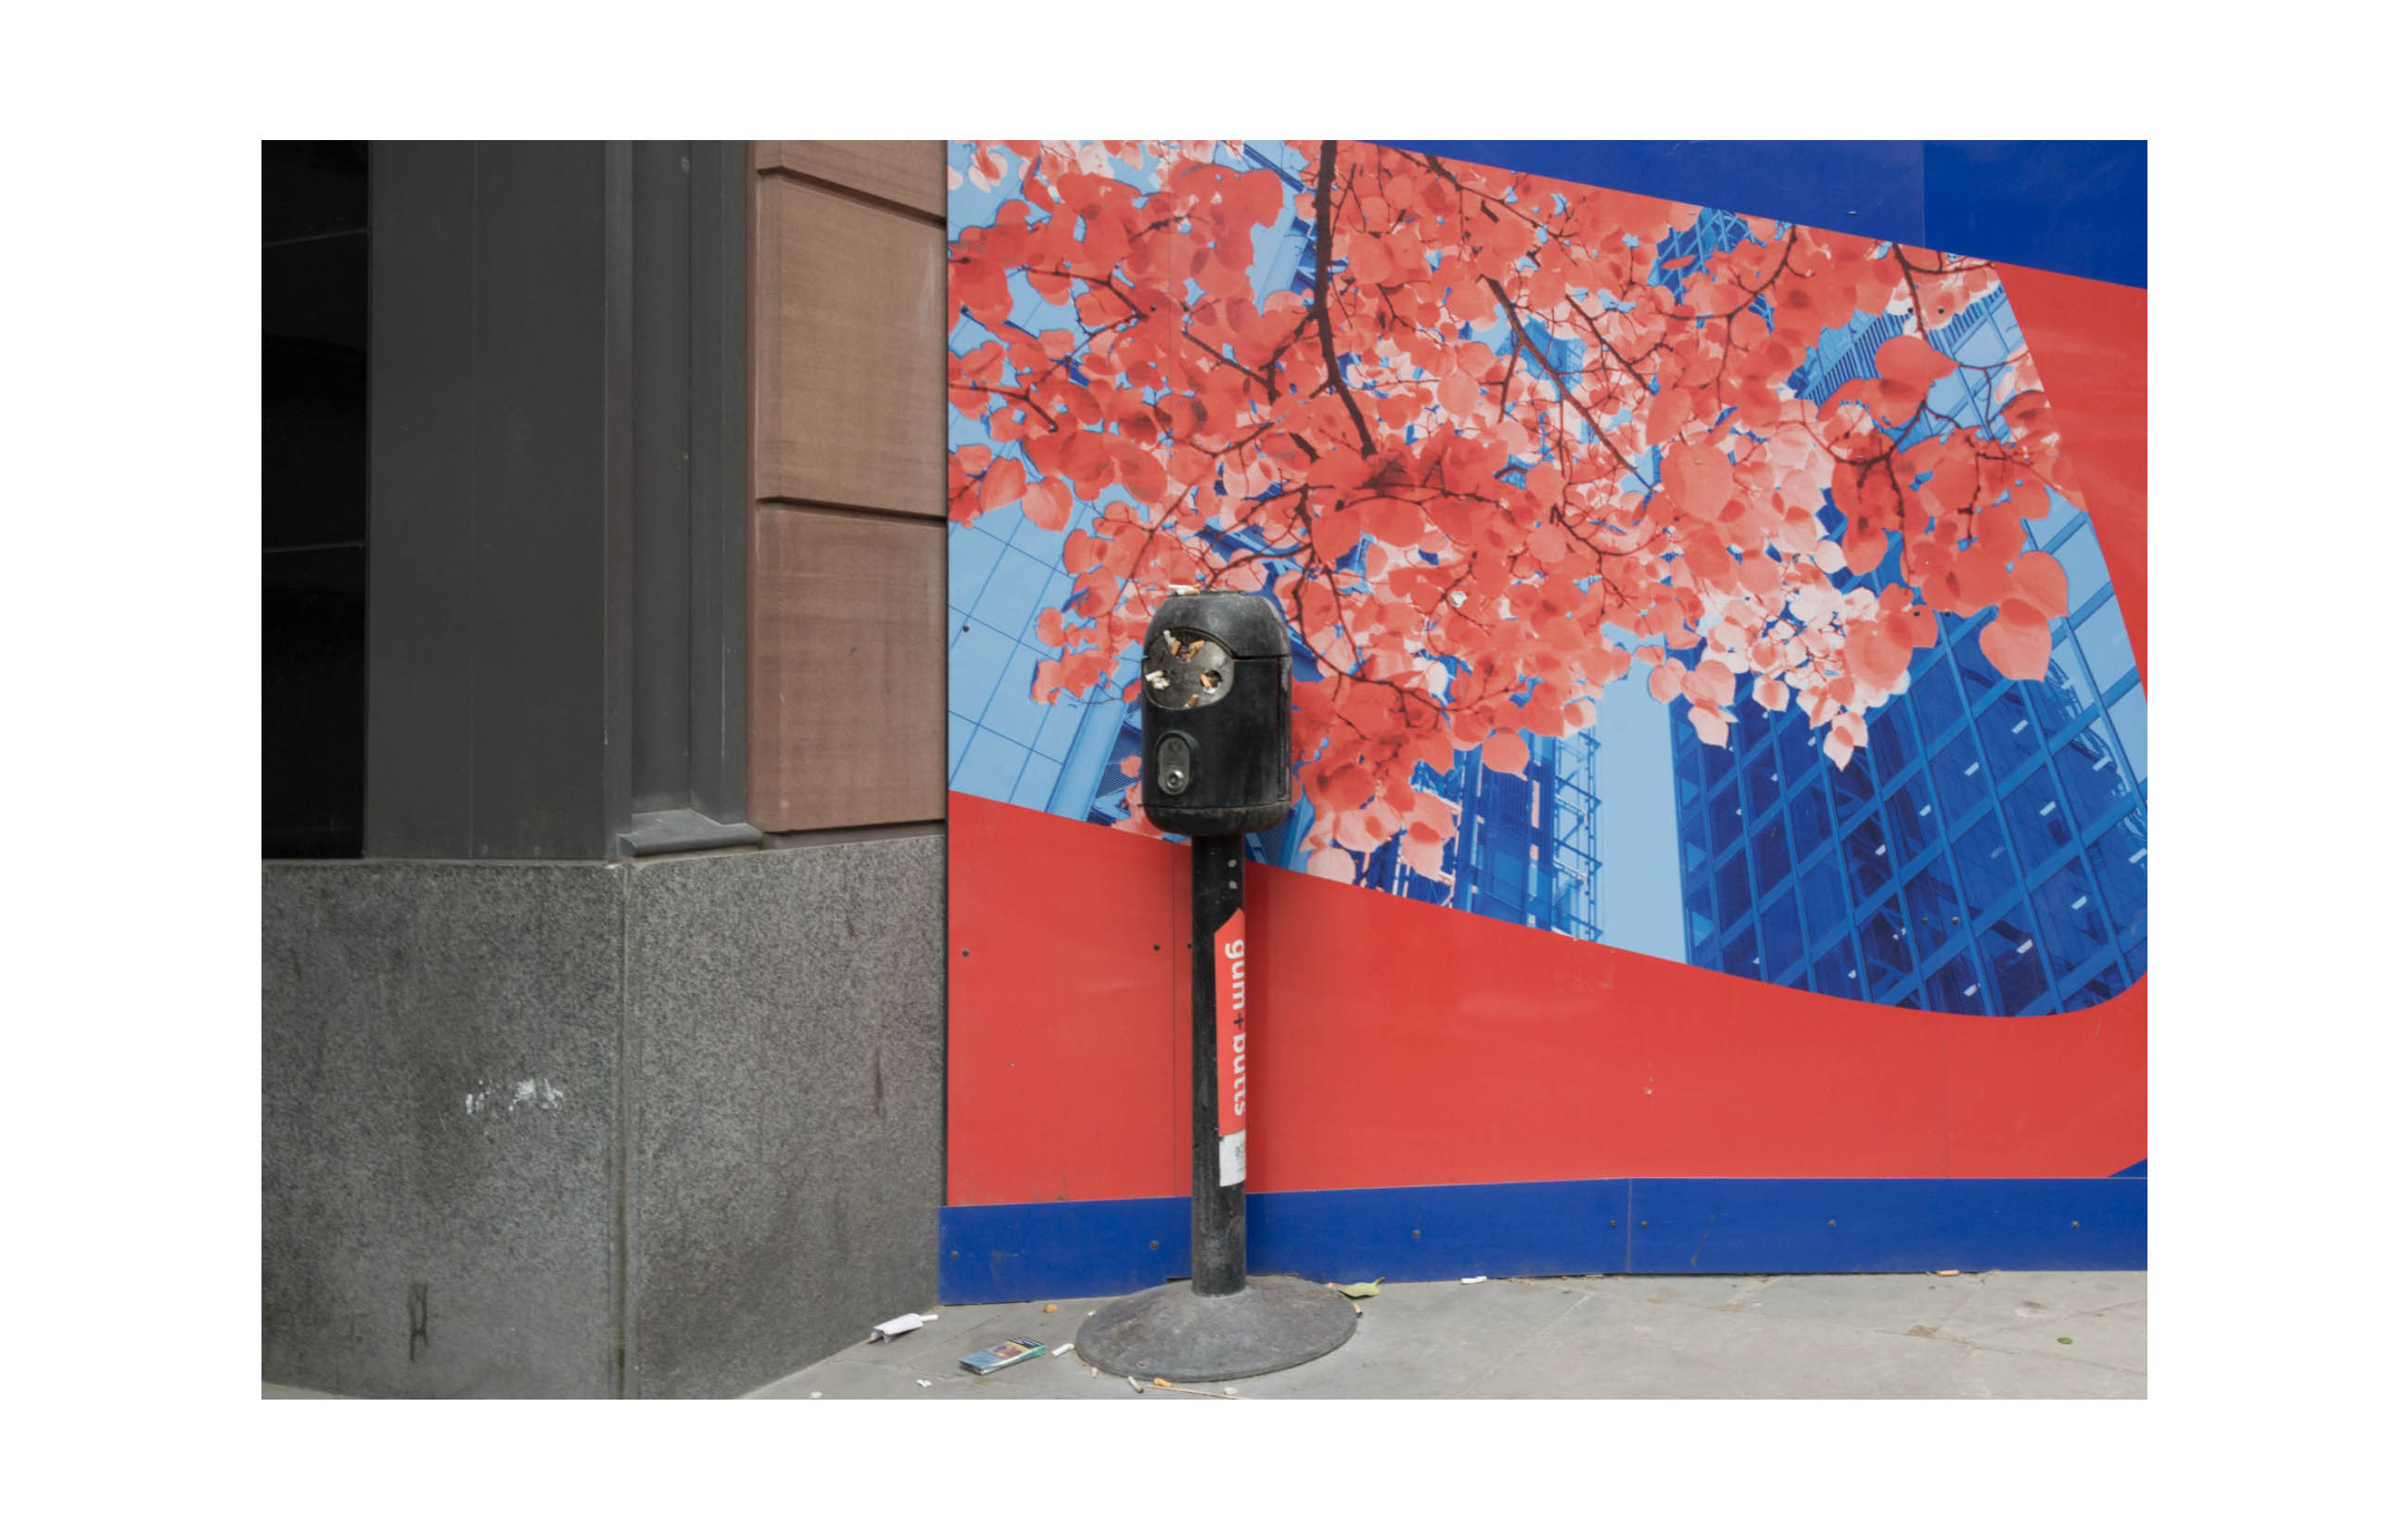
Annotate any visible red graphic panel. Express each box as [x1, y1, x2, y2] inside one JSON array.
[[947, 790, 2144, 1206]]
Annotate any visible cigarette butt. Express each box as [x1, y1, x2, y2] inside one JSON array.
[[1051, 1342, 1075, 1357]]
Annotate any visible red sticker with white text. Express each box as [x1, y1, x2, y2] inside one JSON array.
[[1215, 911, 1247, 1186]]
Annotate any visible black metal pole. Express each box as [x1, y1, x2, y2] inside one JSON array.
[[1191, 833, 1245, 1296]]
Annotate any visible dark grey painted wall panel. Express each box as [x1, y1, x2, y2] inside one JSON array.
[[261, 862, 626, 1398], [625, 835, 946, 1398], [688, 142, 752, 825], [467, 143, 621, 859], [632, 142, 694, 814], [365, 140, 740, 859], [364, 142, 478, 857]]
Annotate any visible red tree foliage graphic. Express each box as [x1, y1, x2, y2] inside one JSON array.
[[947, 140, 2071, 880]]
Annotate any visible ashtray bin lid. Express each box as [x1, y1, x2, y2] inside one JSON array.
[[1144, 590, 1289, 659]]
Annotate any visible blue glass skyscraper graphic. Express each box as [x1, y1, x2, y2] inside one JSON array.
[[1670, 287, 2147, 1014], [1354, 733, 1605, 940]]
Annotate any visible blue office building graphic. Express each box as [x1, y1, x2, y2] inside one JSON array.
[[1671, 288, 2147, 1014]]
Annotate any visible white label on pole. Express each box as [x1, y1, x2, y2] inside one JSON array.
[[1218, 1129, 1247, 1187]]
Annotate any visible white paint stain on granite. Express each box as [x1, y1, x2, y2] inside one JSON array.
[[465, 1078, 567, 1115]]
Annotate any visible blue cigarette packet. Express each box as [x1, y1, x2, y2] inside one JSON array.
[[959, 1337, 1049, 1375]]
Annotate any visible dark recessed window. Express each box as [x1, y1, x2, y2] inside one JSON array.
[[262, 142, 369, 858]]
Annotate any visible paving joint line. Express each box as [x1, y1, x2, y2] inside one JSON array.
[[1457, 1290, 1599, 1397], [1635, 1284, 2149, 1379]]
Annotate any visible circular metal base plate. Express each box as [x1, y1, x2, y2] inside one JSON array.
[[1074, 1274, 1358, 1383]]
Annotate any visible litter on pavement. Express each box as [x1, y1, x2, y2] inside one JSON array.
[[1150, 1377, 1242, 1400], [960, 1337, 1050, 1375]]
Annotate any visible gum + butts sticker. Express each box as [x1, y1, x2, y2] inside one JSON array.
[[1216, 912, 1247, 1186]]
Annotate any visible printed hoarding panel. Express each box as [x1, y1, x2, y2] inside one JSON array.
[[947, 139, 2143, 1019]]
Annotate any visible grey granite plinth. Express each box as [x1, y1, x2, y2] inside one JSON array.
[[261, 832, 946, 1398], [625, 836, 944, 1398], [261, 862, 627, 1398]]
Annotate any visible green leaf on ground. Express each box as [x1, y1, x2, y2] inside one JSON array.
[[2057, 1337, 2073, 1345], [1336, 1279, 1384, 1299]]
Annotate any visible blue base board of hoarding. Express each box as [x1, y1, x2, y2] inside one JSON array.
[[937, 1177, 2147, 1304]]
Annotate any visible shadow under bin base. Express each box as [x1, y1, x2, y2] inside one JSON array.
[[1074, 1273, 1359, 1383]]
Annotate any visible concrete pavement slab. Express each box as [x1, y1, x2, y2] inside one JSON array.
[[1941, 1298, 2148, 1375], [1935, 1337, 2145, 1399], [744, 1271, 2146, 1400], [266, 1271, 2146, 1399]]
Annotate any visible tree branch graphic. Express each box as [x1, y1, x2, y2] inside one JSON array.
[[947, 140, 2071, 880]]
